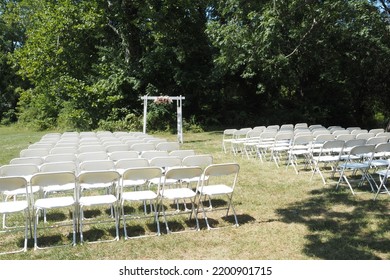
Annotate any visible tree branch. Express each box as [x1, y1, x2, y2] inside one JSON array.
[[285, 18, 318, 58]]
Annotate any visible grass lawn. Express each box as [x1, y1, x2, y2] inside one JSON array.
[[1, 125, 390, 260]]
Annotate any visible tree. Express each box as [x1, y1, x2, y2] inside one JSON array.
[[207, 0, 390, 127]]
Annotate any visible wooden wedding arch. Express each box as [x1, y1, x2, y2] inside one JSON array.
[[140, 95, 185, 143]]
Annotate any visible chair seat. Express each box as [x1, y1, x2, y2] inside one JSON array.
[[80, 182, 113, 190], [376, 169, 390, 177], [79, 194, 117, 206], [122, 190, 157, 201], [370, 159, 390, 168], [312, 155, 340, 163], [161, 188, 196, 200], [0, 200, 28, 214], [150, 177, 176, 185], [35, 196, 75, 209], [4, 185, 39, 197], [339, 162, 370, 170], [200, 184, 233, 196], [122, 179, 147, 187], [43, 183, 75, 194]]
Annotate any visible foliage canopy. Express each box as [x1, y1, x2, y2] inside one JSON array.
[[1, 0, 390, 130]]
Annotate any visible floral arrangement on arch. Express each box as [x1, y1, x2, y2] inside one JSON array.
[[154, 95, 173, 105]]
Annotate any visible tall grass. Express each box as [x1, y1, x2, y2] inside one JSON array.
[[0, 127, 390, 260]]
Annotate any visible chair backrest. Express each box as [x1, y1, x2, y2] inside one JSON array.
[[335, 134, 355, 141], [295, 123, 308, 129], [355, 132, 376, 140], [223, 129, 237, 140], [78, 170, 121, 187], [0, 176, 28, 194], [105, 144, 130, 153], [315, 134, 335, 143], [203, 163, 240, 178], [291, 134, 313, 147], [130, 143, 156, 152], [344, 138, 367, 149], [182, 154, 213, 168], [169, 150, 196, 159], [259, 131, 277, 142], [366, 136, 388, 146], [28, 143, 54, 150], [30, 171, 76, 192], [50, 146, 78, 155], [10, 157, 44, 165], [351, 129, 368, 135], [44, 153, 77, 163], [77, 145, 106, 154], [79, 160, 115, 172], [202, 163, 240, 191], [77, 151, 108, 162], [140, 150, 169, 160], [0, 164, 40, 177], [347, 144, 375, 159], [40, 161, 77, 173], [109, 151, 139, 161], [155, 142, 181, 152], [164, 166, 203, 182], [121, 167, 163, 187], [115, 158, 150, 170], [369, 128, 385, 135], [274, 131, 294, 142], [20, 148, 49, 158], [149, 156, 182, 169], [373, 142, 390, 157], [233, 128, 252, 139], [320, 140, 345, 154]]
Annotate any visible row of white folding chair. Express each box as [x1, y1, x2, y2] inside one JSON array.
[[1, 160, 235, 252], [20, 141, 181, 158], [311, 141, 390, 192]]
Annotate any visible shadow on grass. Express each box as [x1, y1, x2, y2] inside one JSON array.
[[276, 186, 390, 259]]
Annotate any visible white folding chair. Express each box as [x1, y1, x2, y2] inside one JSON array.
[[197, 163, 240, 230], [286, 134, 314, 174], [336, 144, 376, 195], [38, 161, 78, 222], [254, 131, 278, 162], [222, 128, 237, 153], [159, 166, 203, 234], [269, 132, 294, 167], [120, 167, 163, 239], [373, 162, 390, 200], [148, 156, 182, 187], [0, 164, 40, 229], [181, 154, 214, 187], [310, 140, 345, 185], [230, 128, 253, 156], [77, 170, 121, 243], [30, 171, 77, 249], [0, 176, 30, 255]]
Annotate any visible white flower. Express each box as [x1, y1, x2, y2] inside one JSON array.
[[154, 96, 173, 105]]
